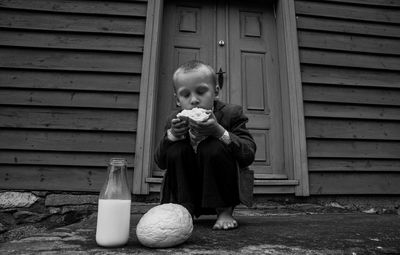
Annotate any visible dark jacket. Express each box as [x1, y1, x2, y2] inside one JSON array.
[[155, 100, 256, 207]]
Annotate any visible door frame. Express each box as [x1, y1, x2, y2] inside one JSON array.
[[133, 0, 309, 196]]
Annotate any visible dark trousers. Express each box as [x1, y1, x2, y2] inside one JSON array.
[[161, 137, 240, 215]]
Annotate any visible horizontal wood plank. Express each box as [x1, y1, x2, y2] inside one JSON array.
[[306, 118, 400, 140], [304, 102, 400, 120], [298, 30, 400, 55], [0, 165, 134, 191], [323, 0, 400, 8], [309, 173, 400, 194], [146, 177, 162, 183], [308, 158, 400, 172], [0, 107, 138, 131], [0, 9, 146, 35], [0, 0, 147, 17], [307, 139, 400, 158], [300, 65, 400, 88], [0, 48, 142, 73], [297, 16, 400, 38], [299, 49, 400, 71], [0, 151, 135, 167], [303, 84, 400, 106], [253, 186, 295, 194], [296, 1, 400, 24], [146, 179, 297, 194], [0, 129, 136, 152], [254, 174, 288, 179], [254, 180, 299, 186], [148, 183, 161, 193], [0, 89, 139, 109], [0, 69, 141, 92], [0, 29, 144, 53]]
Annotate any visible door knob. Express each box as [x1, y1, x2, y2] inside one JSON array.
[[218, 40, 225, 46]]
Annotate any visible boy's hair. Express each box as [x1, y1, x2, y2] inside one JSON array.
[[172, 60, 218, 89]]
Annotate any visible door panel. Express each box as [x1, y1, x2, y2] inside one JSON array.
[[154, 0, 285, 178], [228, 0, 285, 177]]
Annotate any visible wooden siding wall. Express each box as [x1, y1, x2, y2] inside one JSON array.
[[0, 0, 147, 191], [296, 0, 400, 194]]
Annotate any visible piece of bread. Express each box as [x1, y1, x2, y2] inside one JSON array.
[[176, 107, 211, 122]]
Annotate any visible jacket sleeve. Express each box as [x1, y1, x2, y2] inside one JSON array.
[[225, 105, 257, 168], [154, 114, 175, 170]]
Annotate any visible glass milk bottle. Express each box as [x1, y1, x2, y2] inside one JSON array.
[[96, 158, 131, 247]]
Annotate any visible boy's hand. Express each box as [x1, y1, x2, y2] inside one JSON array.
[[169, 118, 189, 138], [188, 113, 225, 138]]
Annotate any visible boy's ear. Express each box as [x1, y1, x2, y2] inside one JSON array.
[[174, 93, 181, 107], [214, 85, 220, 97]]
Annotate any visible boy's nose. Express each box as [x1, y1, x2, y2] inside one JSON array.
[[190, 96, 200, 105]]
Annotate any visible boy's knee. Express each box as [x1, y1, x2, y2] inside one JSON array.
[[166, 141, 193, 160], [197, 138, 228, 160]]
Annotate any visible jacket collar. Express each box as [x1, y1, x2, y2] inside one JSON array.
[[213, 100, 226, 122], [213, 100, 226, 113]]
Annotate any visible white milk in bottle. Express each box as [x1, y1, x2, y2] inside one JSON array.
[[96, 158, 131, 247], [96, 199, 131, 246]]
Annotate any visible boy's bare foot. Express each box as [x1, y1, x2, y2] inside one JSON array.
[[213, 207, 238, 230]]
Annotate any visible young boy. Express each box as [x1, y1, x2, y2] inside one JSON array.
[[154, 60, 256, 230]]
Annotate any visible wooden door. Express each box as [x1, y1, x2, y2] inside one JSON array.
[[226, 0, 285, 178], [154, 0, 286, 179]]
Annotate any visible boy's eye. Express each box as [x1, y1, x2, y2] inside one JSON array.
[[196, 87, 209, 95], [179, 91, 190, 98]]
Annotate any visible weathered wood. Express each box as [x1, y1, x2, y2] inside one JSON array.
[[296, 1, 400, 24], [309, 173, 400, 194], [146, 178, 298, 194], [308, 159, 400, 172], [0, 0, 147, 17], [253, 186, 296, 194], [152, 170, 165, 177], [145, 177, 162, 183], [303, 84, 400, 106], [250, 165, 272, 174], [0, 129, 136, 152], [323, 0, 400, 8], [252, 130, 271, 167], [246, 114, 271, 129], [254, 173, 288, 179], [307, 139, 400, 158], [0, 151, 135, 167], [277, 0, 309, 196], [0, 9, 146, 35], [298, 30, 400, 55], [133, 0, 163, 195], [0, 29, 144, 53], [301, 65, 400, 88], [299, 49, 400, 71], [254, 179, 299, 186], [306, 118, 400, 140], [0, 165, 134, 191], [297, 16, 400, 38], [0, 69, 141, 92], [0, 48, 142, 73], [0, 0, 145, 193], [148, 183, 161, 193], [304, 102, 400, 120], [0, 89, 139, 109], [0, 107, 138, 131]]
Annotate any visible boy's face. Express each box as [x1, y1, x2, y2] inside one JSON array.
[[174, 66, 219, 110]]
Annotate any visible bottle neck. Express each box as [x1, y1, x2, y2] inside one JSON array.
[[100, 161, 131, 200]]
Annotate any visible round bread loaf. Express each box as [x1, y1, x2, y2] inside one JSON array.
[[136, 203, 193, 248]]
